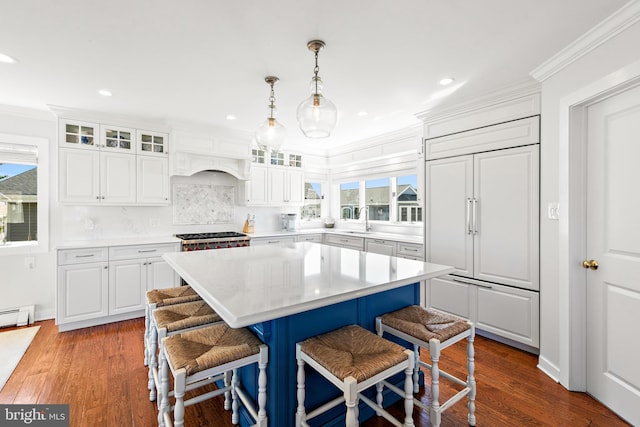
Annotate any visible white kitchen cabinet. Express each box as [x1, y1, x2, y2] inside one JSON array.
[[396, 242, 424, 261], [324, 234, 365, 251], [59, 148, 136, 204], [137, 155, 170, 204], [59, 119, 100, 149], [246, 165, 269, 205], [295, 234, 323, 243], [425, 144, 539, 290], [365, 238, 396, 256], [57, 247, 109, 324], [246, 164, 304, 206], [100, 124, 136, 154], [426, 274, 539, 348], [251, 236, 296, 246], [57, 242, 179, 331], [137, 130, 169, 157]]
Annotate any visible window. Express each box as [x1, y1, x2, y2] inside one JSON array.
[[340, 182, 359, 220], [300, 182, 322, 220], [337, 174, 421, 223], [0, 135, 49, 253], [365, 178, 390, 221]]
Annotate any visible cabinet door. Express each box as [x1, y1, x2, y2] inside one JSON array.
[[427, 275, 475, 320], [365, 239, 396, 256], [137, 130, 169, 157], [287, 169, 305, 204], [268, 167, 287, 204], [473, 145, 539, 290], [137, 155, 169, 204], [100, 124, 136, 154], [59, 120, 100, 149], [101, 151, 136, 204], [425, 155, 473, 276], [476, 282, 539, 348], [57, 262, 109, 323], [109, 259, 146, 314], [247, 165, 268, 205], [59, 148, 100, 203], [147, 257, 179, 290]]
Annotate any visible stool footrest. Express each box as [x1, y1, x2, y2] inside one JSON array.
[[358, 393, 404, 427]]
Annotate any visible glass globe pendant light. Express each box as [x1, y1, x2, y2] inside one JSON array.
[[296, 40, 337, 138], [255, 76, 286, 152]]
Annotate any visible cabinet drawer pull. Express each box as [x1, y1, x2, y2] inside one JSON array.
[[268, 240, 279, 244], [75, 254, 95, 258], [138, 249, 157, 253], [452, 277, 493, 289], [404, 248, 418, 252]]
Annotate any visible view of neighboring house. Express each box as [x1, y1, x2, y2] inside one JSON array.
[[0, 167, 37, 242], [340, 183, 421, 222]]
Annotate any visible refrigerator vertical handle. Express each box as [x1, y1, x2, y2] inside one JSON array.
[[472, 198, 478, 234], [466, 198, 472, 235]]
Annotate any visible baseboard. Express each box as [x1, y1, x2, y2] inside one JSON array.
[[536, 355, 561, 383], [476, 329, 539, 355], [57, 310, 144, 332]]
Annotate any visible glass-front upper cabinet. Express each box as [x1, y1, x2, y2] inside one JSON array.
[[59, 120, 100, 149], [100, 125, 135, 153], [137, 130, 169, 157]]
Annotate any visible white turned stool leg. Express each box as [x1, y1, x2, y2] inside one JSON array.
[[144, 305, 150, 366], [404, 349, 416, 427], [413, 344, 420, 393], [256, 346, 268, 427], [467, 327, 477, 426], [429, 339, 441, 427], [375, 382, 383, 416], [148, 322, 158, 401], [158, 349, 169, 427], [224, 370, 232, 410], [231, 368, 240, 425], [295, 350, 306, 427], [344, 377, 358, 427], [173, 371, 186, 427]]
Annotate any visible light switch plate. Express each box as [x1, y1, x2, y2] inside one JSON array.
[[547, 203, 560, 220]]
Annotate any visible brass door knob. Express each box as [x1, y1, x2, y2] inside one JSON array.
[[582, 260, 598, 270]]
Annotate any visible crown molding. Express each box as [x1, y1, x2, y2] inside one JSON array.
[[0, 104, 56, 122], [415, 79, 540, 125], [530, 0, 640, 82]]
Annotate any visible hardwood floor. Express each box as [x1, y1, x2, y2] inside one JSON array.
[[0, 319, 630, 427]]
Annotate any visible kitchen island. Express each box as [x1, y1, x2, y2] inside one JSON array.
[[163, 242, 453, 426]]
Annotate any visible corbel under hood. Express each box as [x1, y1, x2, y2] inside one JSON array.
[[170, 125, 252, 180]]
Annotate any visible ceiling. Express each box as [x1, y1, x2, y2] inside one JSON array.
[[0, 0, 628, 153]]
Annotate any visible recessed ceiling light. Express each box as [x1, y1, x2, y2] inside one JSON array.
[[226, 114, 237, 121], [439, 77, 455, 86], [0, 53, 17, 64], [98, 89, 112, 97], [356, 111, 368, 117]]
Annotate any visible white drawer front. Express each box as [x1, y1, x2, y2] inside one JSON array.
[[397, 242, 424, 259], [324, 234, 364, 250], [295, 234, 323, 243], [109, 243, 179, 260], [58, 247, 108, 265]]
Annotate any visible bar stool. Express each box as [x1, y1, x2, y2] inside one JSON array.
[[148, 299, 223, 402], [144, 285, 201, 366], [158, 323, 268, 427], [296, 324, 415, 427], [376, 305, 476, 427]]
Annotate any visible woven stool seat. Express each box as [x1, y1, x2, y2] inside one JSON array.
[[153, 300, 222, 333], [146, 285, 201, 307], [163, 324, 263, 376], [296, 325, 415, 427], [377, 305, 476, 427], [159, 324, 268, 427], [380, 305, 471, 343], [300, 324, 408, 382]]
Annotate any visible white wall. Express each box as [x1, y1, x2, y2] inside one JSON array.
[[537, 15, 640, 382]]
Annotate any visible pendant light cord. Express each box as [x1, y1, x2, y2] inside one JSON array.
[[314, 50, 320, 95]]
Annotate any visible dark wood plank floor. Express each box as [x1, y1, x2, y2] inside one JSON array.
[[0, 319, 630, 427]]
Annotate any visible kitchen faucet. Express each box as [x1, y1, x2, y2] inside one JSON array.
[[360, 206, 372, 232]]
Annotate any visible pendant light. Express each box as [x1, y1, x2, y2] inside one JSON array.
[[296, 40, 337, 138], [255, 76, 286, 152]]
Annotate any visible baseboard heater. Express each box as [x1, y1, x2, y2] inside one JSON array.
[[0, 305, 35, 328]]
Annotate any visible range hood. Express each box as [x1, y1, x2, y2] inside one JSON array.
[[170, 124, 252, 180]]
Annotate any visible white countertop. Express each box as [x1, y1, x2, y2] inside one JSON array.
[[56, 235, 181, 250], [163, 242, 452, 328]]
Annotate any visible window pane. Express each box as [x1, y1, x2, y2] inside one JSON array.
[[300, 182, 322, 219], [340, 182, 358, 220], [0, 164, 38, 243], [397, 174, 421, 222], [365, 178, 389, 221]]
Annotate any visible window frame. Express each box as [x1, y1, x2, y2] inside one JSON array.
[[0, 133, 49, 255]]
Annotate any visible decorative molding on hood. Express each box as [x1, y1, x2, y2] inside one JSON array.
[[169, 123, 253, 180]]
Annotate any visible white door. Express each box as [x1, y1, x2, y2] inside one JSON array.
[[147, 257, 179, 291], [137, 155, 169, 204], [425, 155, 474, 276], [59, 148, 100, 203], [586, 83, 640, 425], [109, 259, 146, 314], [101, 152, 136, 204], [473, 146, 539, 290]]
